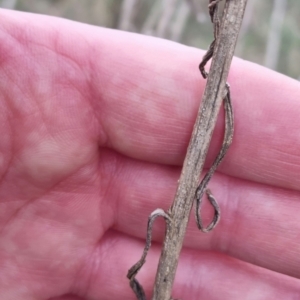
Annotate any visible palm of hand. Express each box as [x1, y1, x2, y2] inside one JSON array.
[[0, 9, 300, 300]]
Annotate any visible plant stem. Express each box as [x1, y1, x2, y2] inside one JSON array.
[[152, 1, 248, 299]]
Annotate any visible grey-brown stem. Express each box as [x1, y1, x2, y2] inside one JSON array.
[[151, 1, 248, 299]]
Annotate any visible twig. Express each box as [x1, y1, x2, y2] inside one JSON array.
[[170, 0, 191, 42], [235, 0, 258, 56], [195, 0, 234, 234], [156, 0, 179, 38], [141, 0, 162, 35], [0, 0, 17, 9], [264, 0, 287, 69], [127, 0, 248, 299], [118, 0, 140, 31]]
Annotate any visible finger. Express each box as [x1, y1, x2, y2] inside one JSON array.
[[97, 149, 300, 279], [1, 10, 300, 191], [91, 22, 300, 191], [49, 296, 84, 300], [75, 231, 300, 299], [97, 33, 300, 190]]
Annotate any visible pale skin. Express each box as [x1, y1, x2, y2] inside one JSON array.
[[0, 8, 300, 300]]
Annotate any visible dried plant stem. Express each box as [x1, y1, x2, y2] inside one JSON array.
[[152, 2, 247, 299], [156, 0, 179, 38], [118, 0, 139, 31], [127, 0, 248, 299]]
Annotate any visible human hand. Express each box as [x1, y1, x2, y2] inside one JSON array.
[[0, 9, 299, 300]]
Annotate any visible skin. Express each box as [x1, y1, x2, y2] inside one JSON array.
[[0, 8, 299, 300]]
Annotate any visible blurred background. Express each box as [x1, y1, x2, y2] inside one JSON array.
[[1, 0, 299, 79]]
